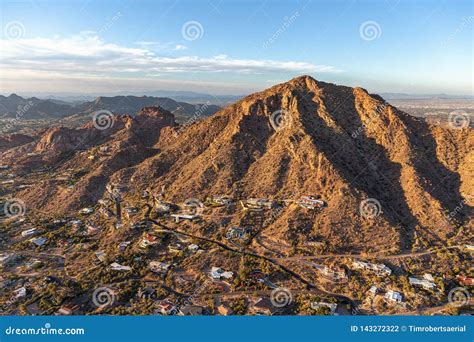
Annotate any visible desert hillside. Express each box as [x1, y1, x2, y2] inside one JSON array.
[[2, 76, 472, 254]]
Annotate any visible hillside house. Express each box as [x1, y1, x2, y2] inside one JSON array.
[[320, 266, 348, 282], [110, 262, 131, 271], [125, 207, 139, 218], [310, 302, 338, 315], [118, 241, 131, 252], [225, 226, 249, 239], [241, 198, 276, 211], [209, 195, 233, 206], [95, 251, 106, 263], [156, 300, 177, 315], [210, 267, 233, 280], [149, 261, 170, 274], [250, 297, 283, 315], [30, 237, 47, 247], [298, 195, 326, 209], [456, 275, 474, 286], [352, 260, 392, 276], [385, 290, 403, 303], [168, 243, 184, 253], [139, 234, 160, 249], [179, 305, 207, 316], [409, 276, 436, 290], [171, 213, 201, 223], [138, 287, 157, 300], [21, 228, 38, 238], [79, 207, 94, 215]]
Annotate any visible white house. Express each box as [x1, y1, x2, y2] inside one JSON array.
[[79, 207, 94, 215], [13, 287, 27, 299], [352, 260, 392, 276], [171, 213, 200, 223], [210, 267, 233, 280], [409, 276, 436, 290], [21, 228, 38, 237], [110, 262, 131, 271], [149, 261, 170, 273], [298, 196, 326, 210], [368, 286, 379, 295], [188, 244, 200, 252], [385, 290, 403, 302], [95, 251, 106, 263], [211, 195, 233, 206]]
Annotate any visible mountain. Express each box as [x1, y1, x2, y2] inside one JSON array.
[[0, 133, 35, 153], [82, 96, 220, 122], [1, 76, 472, 254], [12, 91, 243, 105], [0, 94, 220, 123], [0, 94, 80, 119], [135, 90, 243, 105]]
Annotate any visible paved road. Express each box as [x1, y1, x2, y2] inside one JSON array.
[[274, 245, 464, 262]]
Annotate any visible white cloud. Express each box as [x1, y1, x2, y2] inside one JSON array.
[[174, 44, 188, 51], [0, 33, 342, 92]]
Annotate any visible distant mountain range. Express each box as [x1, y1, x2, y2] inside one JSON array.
[[1, 90, 243, 106], [0, 94, 221, 122], [381, 93, 474, 100], [5, 90, 472, 104]]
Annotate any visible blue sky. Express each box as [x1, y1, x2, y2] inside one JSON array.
[[0, 0, 472, 95]]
